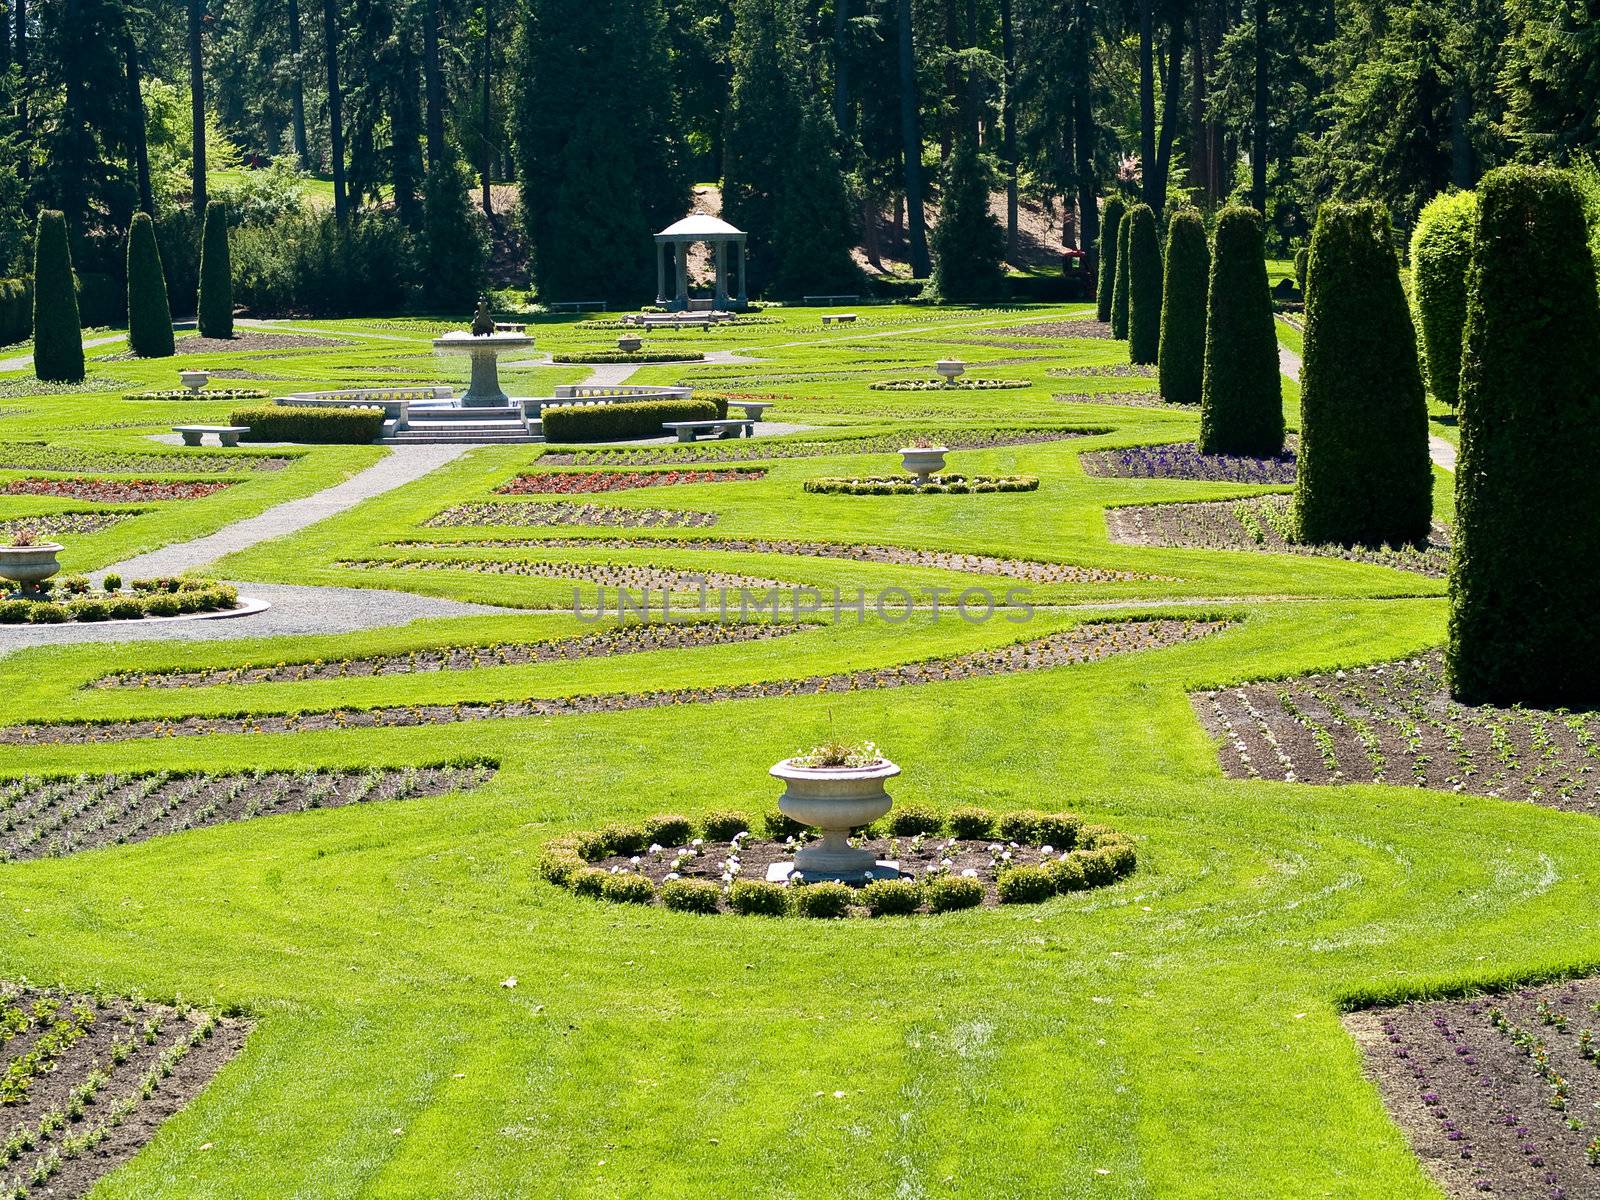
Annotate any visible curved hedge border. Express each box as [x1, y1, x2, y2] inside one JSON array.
[[537, 806, 1138, 917], [868, 378, 1030, 392], [125, 388, 267, 403], [804, 474, 1039, 496], [0, 579, 239, 624], [552, 351, 707, 364]]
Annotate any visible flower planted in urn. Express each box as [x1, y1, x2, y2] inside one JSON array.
[[770, 740, 900, 883], [0, 528, 63, 596], [899, 438, 949, 484]]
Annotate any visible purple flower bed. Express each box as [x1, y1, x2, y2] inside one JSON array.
[[1080, 441, 1298, 484]]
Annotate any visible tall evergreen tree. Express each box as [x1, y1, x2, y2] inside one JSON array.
[[1410, 190, 1477, 408], [421, 152, 490, 312], [1097, 195, 1127, 324], [31, 210, 83, 384], [197, 201, 234, 339], [1199, 207, 1283, 456], [1125, 202, 1162, 365], [1111, 215, 1131, 339], [928, 138, 1006, 302], [542, 104, 654, 302], [126, 212, 174, 358], [773, 108, 862, 297], [1158, 209, 1209, 405]]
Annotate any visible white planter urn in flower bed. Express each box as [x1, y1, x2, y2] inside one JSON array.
[[0, 540, 63, 595], [899, 444, 948, 484], [934, 358, 967, 384], [179, 370, 210, 393], [770, 746, 900, 883]]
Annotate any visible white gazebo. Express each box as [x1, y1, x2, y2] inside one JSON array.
[[654, 215, 748, 311]]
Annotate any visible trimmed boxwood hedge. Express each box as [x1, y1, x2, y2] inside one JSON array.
[[551, 351, 705, 364], [1158, 210, 1209, 405], [1125, 203, 1163, 365], [1097, 195, 1128, 323], [1199, 207, 1283, 456], [32, 210, 83, 384], [540, 397, 728, 443], [231, 405, 385, 444], [197, 201, 233, 339], [1111, 213, 1133, 340], [1447, 166, 1600, 706], [1292, 201, 1432, 548], [1410, 190, 1477, 408], [126, 212, 175, 359]]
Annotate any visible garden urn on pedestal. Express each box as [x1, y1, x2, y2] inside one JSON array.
[[899, 445, 948, 484], [180, 370, 210, 394], [770, 757, 900, 882], [0, 542, 63, 596], [935, 359, 967, 385], [617, 335, 643, 353]]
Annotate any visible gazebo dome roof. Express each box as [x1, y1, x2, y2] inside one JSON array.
[[656, 215, 746, 239]]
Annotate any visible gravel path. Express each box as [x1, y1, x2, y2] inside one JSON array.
[[0, 333, 128, 372]]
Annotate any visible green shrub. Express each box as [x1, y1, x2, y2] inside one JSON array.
[[572, 868, 608, 897], [0, 277, 30, 344], [927, 137, 1007, 303], [1410, 190, 1477, 408], [106, 597, 143, 619], [660, 878, 721, 913], [126, 212, 174, 358], [197, 201, 234, 339], [1294, 246, 1309, 295], [861, 878, 922, 916], [234, 209, 420, 317], [31, 210, 83, 384], [141, 593, 181, 617], [759, 809, 804, 839], [1448, 165, 1600, 705], [1158, 209, 1210, 405], [925, 875, 983, 913], [728, 879, 789, 916], [421, 153, 490, 312], [55, 575, 89, 595], [536, 837, 583, 885], [884, 804, 942, 837], [947, 806, 996, 839], [551, 351, 705, 365], [997, 809, 1046, 843], [26, 602, 68, 624], [1292, 201, 1432, 548], [1076, 848, 1118, 887], [0, 600, 29, 623], [574, 830, 613, 861], [641, 814, 693, 847], [597, 823, 647, 855], [790, 881, 853, 918], [599, 873, 655, 904], [230, 405, 384, 445], [541, 398, 726, 444], [703, 811, 752, 841], [996, 866, 1054, 904], [1111, 215, 1132, 340], [66, 597, 111, 622], [1125, 203, 1163, 365], [101, 574, 122, 593], [1199, 207, 1284, 456], [1033, 813, 1082, 850], [1043, 856, 1088, 892], [1097, 195, 1128, 323]]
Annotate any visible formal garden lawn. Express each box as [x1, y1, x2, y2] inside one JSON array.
[[0, 301, 1590, 1198]]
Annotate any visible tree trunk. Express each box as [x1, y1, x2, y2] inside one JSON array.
[[288, 0, 308, 169], [1070, 0, 1098, 262], [862, 198, 881, 269], [1149, 17, 1184, 218], [1139, 0, 1155, 205], [1189, 3, 1208, 201], [424, 0, 444, 171], [1001, 0, 1017, 260], [12, 0, 22, 186], [1251, 0, 1268, 214], [480, 0, 493, 217], [123, 29, 153, 216], [1450, 84, 1474, 188], [899, 0, 929, 277], [323, 0, 346, 225], [833, 0, 849, 141], [188, 0, 206, 217], [940, 0, 958, 161]]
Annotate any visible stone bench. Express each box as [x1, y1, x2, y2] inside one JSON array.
[[722, 399, 772, 421], [662, 418, 754, 443], [175, 425, 249, 447], [804, 294, 860, 305], [821, 313, 858, 326]]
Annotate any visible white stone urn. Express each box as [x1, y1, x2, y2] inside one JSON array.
[[899, 445, 948, 484], [179, 370, 210, 393], [771, 757, 900, 881], [935, 359, 967, 385], [617, 335, 643, 353], [0, 542, 63, 595]]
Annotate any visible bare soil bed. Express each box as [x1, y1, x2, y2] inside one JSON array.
[[1106, 495, 1450, 577], [0, 984, 249, 1200], [1052, 391, 1179, 409], [340, 557, 791, 593], [424, 502, 720, 529], [0, 444, 292, 473], [0, 512, 132, 540], [542, 428, 1097, 467], [1191, 651, 1600, 809], [1081, 441, 1298, 483], [496, 470, 765, 495], [989, 319, 1114, 340], [1046, 364, 1158, 380], [1346, 977, 1600, 1199], [0, 618, 1229, 747], [0, 478, 235, 503], [0, 764, 496, 861]]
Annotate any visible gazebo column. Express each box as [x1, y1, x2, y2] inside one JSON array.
[[736, 239, 748, 308], [674, 240, 689, 310], [714, 240, 729, 309], [655, 242, 667, 306]]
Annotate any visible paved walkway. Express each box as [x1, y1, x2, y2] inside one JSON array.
[[1278, 342, 1456, 474]]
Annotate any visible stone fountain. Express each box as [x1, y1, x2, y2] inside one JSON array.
[[431, 298, 537, 407]]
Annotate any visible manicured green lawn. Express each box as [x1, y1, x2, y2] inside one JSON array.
[[0, 300, 1549, 1199]]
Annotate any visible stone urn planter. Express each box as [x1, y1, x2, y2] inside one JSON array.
[[899, 445, 949, 484], [771, 756, 901, 881], [935, 359, 967, 385], [179, 370, 210, 393], [0, 542, 63, 595], [617, 335, 643, 353]]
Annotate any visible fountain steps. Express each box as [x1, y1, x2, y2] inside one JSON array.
[[381, 407, 545, 445]]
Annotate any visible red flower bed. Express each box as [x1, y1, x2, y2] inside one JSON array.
[[0, 477, 235, 502], [497, 469, 766, 495]]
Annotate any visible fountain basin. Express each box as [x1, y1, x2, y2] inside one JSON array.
[[433, 330, 537, 407]]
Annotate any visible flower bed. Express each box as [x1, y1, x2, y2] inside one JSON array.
[[1046, 364, 1158, 379], [0, 763, 494, 862], [0, 578, 239, 624], [121, 388, 267, 402], [1106, 495, 1450, 577], [540, 428, 1098, 467], [1192, 650, 1600, 810], [424, 502, 719, 528], [805, 474, 1039, 496], [0, 512, 134, 540], [0, 477, 234, 503], [0, 983, 248, 1200], [868, 378, 1031, 391], [537, 807, 1138, 916], [1052, 391, 1177, 409], [991, 320, 1114, 339], [0, 618, 1230, 746], [550, 351, 706, 364], [496, 469, 766, 495], [1346, 977, 1600, 1199], [1081, 442, 1298, 483], [0, 444, 293, 473], [339, 557, 790, 592]]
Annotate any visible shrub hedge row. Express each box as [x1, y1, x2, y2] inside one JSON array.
[[550, 351, 705, 364], [540, 397, 727, 443], [0, 583, 238, 623], [230, 405, 385, 444]]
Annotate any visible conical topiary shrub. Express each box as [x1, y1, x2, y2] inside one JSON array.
[[126, 212, 174, 359], [1111, 214, 1132, 340], [1447, 166, 1600, 706], [31, 210, 83, 384], [1126, 203, 1163, 365], [1158, 209, 1209, 405], [1410, 190, 1477, 409], [1291, 201, 1432, 548], [197, 201, 233, 339], [1198, 207, 1283, 456], [1097, 195, 1127, 324]]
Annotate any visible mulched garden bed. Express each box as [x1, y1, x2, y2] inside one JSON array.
[[94, 623, 808, 689], [0, 618, 1229, 746], [1105, 495, 1450, 577], [1081, 441, 1299, 484], [424, 502, 719, 529], [176, 331, 344, 353], [0, 444, 292, 474], [868, 378, 1031, 391], [0, 378, 131, 399], [340, 556, 791, 592], [1191, 650, 1600, 810], [990, 320, 1115, 340], [0, 512, 133, 540], [1052, 391, 1179, 409], [0, 478, 235, 503], [0, 764, 495, 861], [120, 388, 267, 403], [804, 473, 1040, 496], [496, 470, 765, 495], [1046, 364, 1158, 380], [0, 984, 249, 1200], [541, 428, 1098, 467], [1346, 976, 1600, 1199], [386, 537, 1154, 585]]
